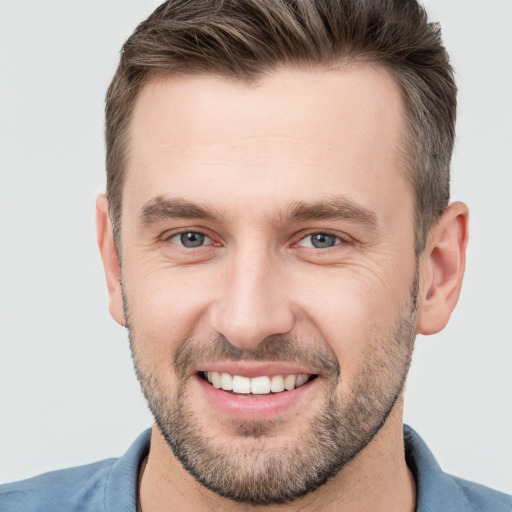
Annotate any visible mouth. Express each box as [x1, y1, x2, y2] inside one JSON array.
[[194, 363, 322, 420], [198, 370, 318, 395]]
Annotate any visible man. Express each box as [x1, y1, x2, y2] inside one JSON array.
[[1, 0, 510, 511]]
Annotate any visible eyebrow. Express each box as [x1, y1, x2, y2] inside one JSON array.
[[280, 198, 379, 230], [139, 195, 378, 230], [140, 196, 220, 225]]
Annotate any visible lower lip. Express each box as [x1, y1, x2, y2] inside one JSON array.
[[194, 374, 318, 421]]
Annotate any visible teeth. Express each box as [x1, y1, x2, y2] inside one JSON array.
[[270, 375, 285, 392], [284, 375, 296, 391], [296, 374, 309, 387], [220, 372, 233, 391], [211, 371, 221, 389], [203, 371, 312, 394], [233, 375, 251, 393], [251, 376, 271, 395]]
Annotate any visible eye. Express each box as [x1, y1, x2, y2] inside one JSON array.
[[169, 231, 212, 248], [297, 232, 343, 249]]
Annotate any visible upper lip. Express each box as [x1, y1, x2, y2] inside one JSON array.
[[192, 362, 320, 378]]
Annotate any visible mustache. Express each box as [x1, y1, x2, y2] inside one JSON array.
[[174, 334, 340, 380]]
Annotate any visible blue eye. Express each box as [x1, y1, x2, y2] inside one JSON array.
[[171, 232, 211, 248], [298, 233, 340, 249]]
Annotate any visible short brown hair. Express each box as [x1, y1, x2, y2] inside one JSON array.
[[106, 0, 456, 254]]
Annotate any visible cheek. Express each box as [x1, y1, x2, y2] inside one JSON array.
[[123, 262, 216, 370], [292, 268, 413, 379]]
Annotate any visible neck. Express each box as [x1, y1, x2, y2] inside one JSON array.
[[139, 401, 416, 512]]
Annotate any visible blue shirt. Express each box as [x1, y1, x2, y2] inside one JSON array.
[[1, 426, 510, 511]]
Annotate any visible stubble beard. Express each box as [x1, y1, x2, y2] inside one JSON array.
[[125, 280, 418, 505]]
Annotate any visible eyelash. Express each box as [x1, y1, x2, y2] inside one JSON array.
[[165, 230, 216, 248], [293, 230, 352, 249], [163, 229, 352, 250]]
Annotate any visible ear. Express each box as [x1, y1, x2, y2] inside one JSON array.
[[417, 202, 469, 335], [96, 194, 126, 326]]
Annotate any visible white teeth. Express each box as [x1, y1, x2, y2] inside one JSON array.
[[284, 375, 296, 391], [251, 376, 271, 394], [232, 375, 251, 394], [270, 375, 285, 392], [204, 371, 312, 394], [295, 374, 309, 387], [220, 372, 233, 391], [212, 371, 221, 389]]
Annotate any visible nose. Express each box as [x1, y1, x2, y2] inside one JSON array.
[[208, 248, 294, 350]]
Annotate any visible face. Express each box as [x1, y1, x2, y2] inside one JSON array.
[[118, 66, 419, 504]]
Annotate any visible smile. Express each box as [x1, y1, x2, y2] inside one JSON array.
[[200, 371, 315, 395]]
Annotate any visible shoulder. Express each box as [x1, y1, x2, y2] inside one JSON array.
[[450, 475, 512, 512], [0, 429, 151, 512], [404, 425, 512, 512], [0, 458, 116, 512]]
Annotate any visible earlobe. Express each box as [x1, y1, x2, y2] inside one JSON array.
[[417, 202, 469, 335], [95, 195, 126, 327]]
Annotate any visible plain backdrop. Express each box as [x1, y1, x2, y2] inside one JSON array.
[[1, 0, 511, 494]]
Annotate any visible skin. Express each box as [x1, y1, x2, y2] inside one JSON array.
[[97, 65, 469, 511]]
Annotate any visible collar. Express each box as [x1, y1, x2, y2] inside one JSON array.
[[103, 425, 503, 512]]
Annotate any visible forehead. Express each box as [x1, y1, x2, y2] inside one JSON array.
[[124, 65, 410, 223]]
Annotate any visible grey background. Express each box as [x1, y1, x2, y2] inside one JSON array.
[[1, 0, 511, 493]]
